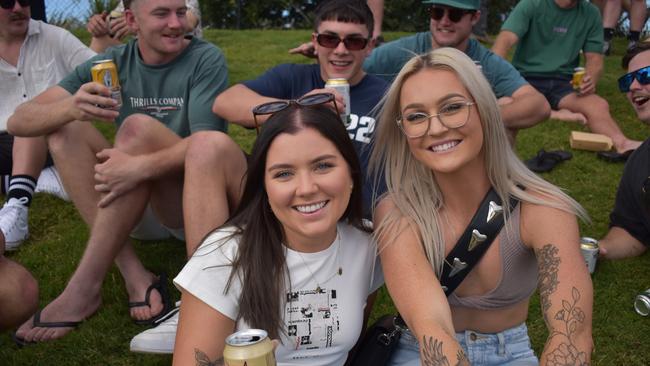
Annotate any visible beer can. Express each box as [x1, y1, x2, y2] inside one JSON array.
[[107, 10, 123, 37], [572, 67, 586, 91], [325, 78, 351, 125], [91, 59, 122, 109], [634, 288, 650, 316], [223, 329, 276, 366], [580, 237, 599, 274]]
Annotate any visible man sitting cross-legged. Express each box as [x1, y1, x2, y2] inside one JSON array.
[[128, 0, 387, 354], [492, 0, 642, 158], [8, 0, 229, 343]]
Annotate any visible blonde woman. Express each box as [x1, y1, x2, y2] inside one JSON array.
[[370, 48, 593, 365]]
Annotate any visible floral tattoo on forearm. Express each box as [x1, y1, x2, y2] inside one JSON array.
[[421, 336, 469, 366], [537, 244, 590, 366], [195, 348, 224, 366]]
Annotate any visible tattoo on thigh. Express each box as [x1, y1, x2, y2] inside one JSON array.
[[421, 336, 469, 366], [537, 243, 561, 318], [195, 348, 224, 366], [545, 287, 590, 366]]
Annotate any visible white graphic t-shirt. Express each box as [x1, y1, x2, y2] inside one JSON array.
[[174, 222, 383, 366]]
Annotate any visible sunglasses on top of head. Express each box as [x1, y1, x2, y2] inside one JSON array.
[[0, 0, 30, 10], [315, 33, 369, 51], [618, 65, 650, 92], [429, 6, 474, 23]]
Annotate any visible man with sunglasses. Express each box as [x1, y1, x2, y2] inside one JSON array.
[[8, 0, 229, 344], [598, 42, 650, 259], [493, 0, 642, 159], [362, 0, 550, 141], [0, 0, 95, 250], [127, 1, 386, 354]]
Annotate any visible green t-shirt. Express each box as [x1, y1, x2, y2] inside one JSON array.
[[502, 0, 603, 77], [363, 32, 526, 98], [59, 38, 228, 137]]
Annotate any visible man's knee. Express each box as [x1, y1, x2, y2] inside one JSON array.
[[186, 131, 242, 169], [46, 122, 85, 156], [114, 114, 159, 151], [0, 257, 38, 331]]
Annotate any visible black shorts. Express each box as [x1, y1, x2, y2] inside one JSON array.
[[0, 132, 54, 176], [524, 75, 575, 110]]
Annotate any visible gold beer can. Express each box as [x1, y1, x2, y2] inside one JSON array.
[[572, 67, 586, 91], [325, 78, 351, 126], [91, 59, 122, 109], [223, 329, 276, 366]]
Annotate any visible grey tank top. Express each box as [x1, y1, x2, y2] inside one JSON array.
[[446, 205, 538, 309]]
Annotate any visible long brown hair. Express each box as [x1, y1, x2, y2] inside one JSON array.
[[222, 104, 364, 338]]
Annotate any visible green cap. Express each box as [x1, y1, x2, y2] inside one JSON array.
[[422, 0, 480, 10]]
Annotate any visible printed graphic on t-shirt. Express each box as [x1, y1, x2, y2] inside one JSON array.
[[128, 96, 184, 118], [285, 287, 340, 355], [347, 114, 376, 144]]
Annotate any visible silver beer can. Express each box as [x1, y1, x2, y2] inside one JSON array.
[[325, 78, 351, 125], [580, 237, 599, 274], [634, 289, 650, 316], [223, 329, 276, 366]]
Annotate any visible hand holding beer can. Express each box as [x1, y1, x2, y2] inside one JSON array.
[[572, 67, 586, 93], [223, 329, 276, 366], [580, 237, 599, 274], [325, 78, 351, 126], [107, 11, 123, 38], [91, 59, 122, 110]]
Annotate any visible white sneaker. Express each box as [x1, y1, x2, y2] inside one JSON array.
[[35, 166, 70, 201], [0, 197, 29, 251], [130, 301, 180, 354]]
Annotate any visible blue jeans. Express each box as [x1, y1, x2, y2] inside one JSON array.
[[387, 323, 539, 366]]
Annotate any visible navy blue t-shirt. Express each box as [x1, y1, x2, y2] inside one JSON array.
[[243, 64, 388, 219]]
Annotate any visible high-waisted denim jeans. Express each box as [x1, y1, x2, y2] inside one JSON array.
[[387, 323, 539, 366]]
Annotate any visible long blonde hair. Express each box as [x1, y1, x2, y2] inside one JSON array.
[[370, 47, 587, 277]]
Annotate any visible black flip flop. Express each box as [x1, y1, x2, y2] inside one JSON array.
[[11, 309, 83, 347], [596, 149, 634, 163], [525, 149, 573, 173], [128, 272, 173, 326]]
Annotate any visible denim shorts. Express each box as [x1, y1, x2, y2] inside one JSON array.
[[524, 75, 574, 110], [387, 323, 538, 366]]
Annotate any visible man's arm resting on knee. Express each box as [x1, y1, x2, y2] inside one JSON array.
[[212, 84, 280, 128], [599, 226, 647, 259], [492, 30, 519, 59], [500, 84, 551, 129], [7, 84, 118, 137]]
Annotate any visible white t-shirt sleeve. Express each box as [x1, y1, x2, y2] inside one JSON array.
[[174, 228, 242, 321]]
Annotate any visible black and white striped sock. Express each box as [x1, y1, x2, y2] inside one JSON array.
[[6, 175, 37, 207]]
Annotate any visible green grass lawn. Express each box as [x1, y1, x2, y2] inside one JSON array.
[[1, 30, 649, 365]]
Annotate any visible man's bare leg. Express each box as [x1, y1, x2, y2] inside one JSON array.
[[550, 109, 587, 125], [183, 131, 247, 256], [558, 93, 642, 153], [15, 116, 183, 342]]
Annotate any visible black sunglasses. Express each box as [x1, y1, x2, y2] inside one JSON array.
[[251, 93, 341, 134], [618, 65, 650, 92], [429, 6, 474, 23], [0, 0, 29, 9], [315, 33, 369, 51]]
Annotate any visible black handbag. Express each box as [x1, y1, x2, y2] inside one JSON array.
[[347, 188, 519, 366], [346, 314, 403, 366]]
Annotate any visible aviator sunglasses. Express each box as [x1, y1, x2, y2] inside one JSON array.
[[315, 33, 369, 51], [429, 6, 474, 23], [618, 65, 650, 92], [0, 0, 29, 9], [252, 93, 341, 134]]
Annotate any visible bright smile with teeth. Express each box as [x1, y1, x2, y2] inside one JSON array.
[[331, 61, 351, 66], [294, 201, 328, 213], [633, 95, 650, 106], [430, 140, 460, 152]]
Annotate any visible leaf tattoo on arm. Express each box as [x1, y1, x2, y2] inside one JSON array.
[[195, 348, 224, 366], [421, 336, 469, 366], [536, 244, 590, 365]]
